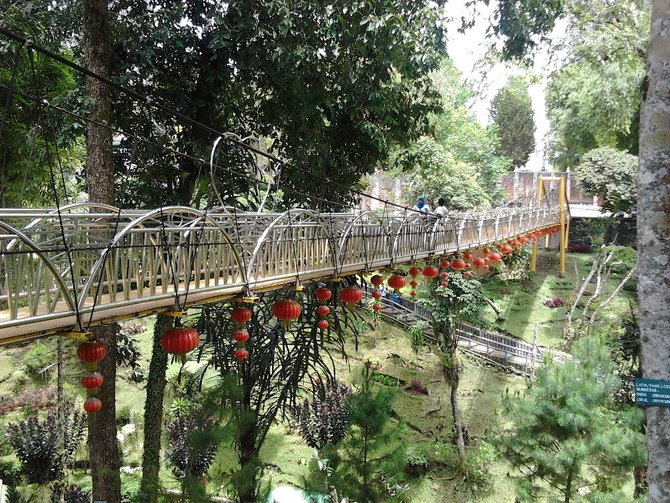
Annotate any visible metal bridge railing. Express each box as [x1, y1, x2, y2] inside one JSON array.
[[0, 203, 562, 342]]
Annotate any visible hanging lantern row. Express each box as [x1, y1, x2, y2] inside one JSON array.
[[77, 340, 107, 413], [315, 287, 332, 331], [231, 306, 252, 361]]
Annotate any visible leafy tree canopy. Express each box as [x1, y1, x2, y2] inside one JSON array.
[[573, 147, 637, 213], [393, 60, 510, 209], [545, 0, 649, 169], [490, 75, 536, 169]]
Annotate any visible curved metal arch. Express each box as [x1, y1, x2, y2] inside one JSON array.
[[78, 206, 248, 311], [428, 215, 458, 252], [391, 211, 431, 259], [337, 210, 391, 269], [5, 202, 126, 252], [245, 208, 336, 281], [0, 221, 76, 310]]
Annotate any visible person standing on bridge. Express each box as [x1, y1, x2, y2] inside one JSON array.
[[434, 198, 447, 217], [413, 195, 431, 215]]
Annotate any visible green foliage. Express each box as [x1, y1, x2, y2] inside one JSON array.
[[22, 343, 52, 377], [492, 336, 646, 502], [490, 76, 535, 169], [480, 0, 564, 60], [293, 379, 351, 450], [4, 402, 86, 484], [407, 321, 426, 354], [106, 0, 447, 209], [424, 273, 487, 325], [398, 137, 492, 210], [394, 60, 510, 209], [545, 1, 648, 169], [329, 363, 407, 503], [573, 148, 638, 212]]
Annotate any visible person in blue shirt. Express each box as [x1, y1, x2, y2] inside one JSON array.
[[412, 195, 431, 215]]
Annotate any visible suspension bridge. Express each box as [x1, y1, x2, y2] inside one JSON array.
[[0, 175, 569, 345]]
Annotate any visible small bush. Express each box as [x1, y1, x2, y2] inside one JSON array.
[[63, 484, 91, 503], [5, 402, 86, 484], [166, 402, 217, 481], [117, 406, 132, 426], [404, 445, 429, 477], [464, 441, 496, 495], [405, 379, 428, 396], [543, 296, 565, 308], [294, 379, 351, 450], [23, 343, 53, 377], [371, 372, 400, 387]]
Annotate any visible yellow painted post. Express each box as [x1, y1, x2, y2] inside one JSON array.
[[559, 175, 567, 277]]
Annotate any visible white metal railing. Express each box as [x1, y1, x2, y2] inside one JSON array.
[[363, 286, 567, 372], [0, 203, 561, 342]]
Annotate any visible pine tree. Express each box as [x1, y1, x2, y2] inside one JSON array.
[[331, 363, 407, 503], [493, 337, 646, 502]]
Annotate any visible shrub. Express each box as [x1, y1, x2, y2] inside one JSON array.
[[407, 322, 425, 354], [405, 379, 428, 396], [294, 379, 351, 450], [404, 445, 429, 477], [23, 343, 53, 377], [0, 388, 56, 415], [63, 484, 91, 503], [543, 296, 565, 308], [5, 402, 86, 484], [165, 402, 217, 481], [117, 406, 132, 426]]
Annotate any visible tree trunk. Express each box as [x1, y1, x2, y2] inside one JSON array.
[[436, 316, 467, 475], [84, 1, 120, 501], [238, 443, 259, 503], [139, 315, 173, 502], [88, 325, 121, 503], [638, 2, 670, 502]]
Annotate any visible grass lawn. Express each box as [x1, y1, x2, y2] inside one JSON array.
[[480, 250, 636, 348]]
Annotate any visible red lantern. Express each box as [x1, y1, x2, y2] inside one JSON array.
[[489, 253, 502, 263], [339, 287, 363, 307], [80, 372, 104, 390], [314, 287, 333, 303], [317, 319, 329, 330], [410, 279, 418, 288], [234, 348, 249, 360], [482, 248, 492, 256], [370, 275, 384, 287], [387, 275, 406, 292], [472, 257, 486, 268], [440, 281, 448, 287], [440, 271, 448, 279], [372, 290, 382, 300], [408, 266, 421, 277], [316, 305, 331, 316], [233, 329, 249, 343], [519, 236, 529, 244], [161, 327, 200, 356], [83, 397, 102, 413], [439, 260, 451, 269], [501, 245, 513, 254], [410, 290, 417, 298], [372, 304, 382, 312], [77, 341, 107, 364], [463, 251, 473, 261], [422, 266, 439, 279], [451, 259, 466, 270], [464, 271, 472, 278], [483, 264, 490, 271], [273, 299, 302, 326], [231, 306, 253, 325]]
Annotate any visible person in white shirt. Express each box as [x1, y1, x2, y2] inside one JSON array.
[[434, 198, 447, 217]]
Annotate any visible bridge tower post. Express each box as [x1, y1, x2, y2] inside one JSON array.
[[531, 175, 570, 276]]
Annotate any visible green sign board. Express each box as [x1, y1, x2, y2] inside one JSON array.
[[635, 378, 670, 407]]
